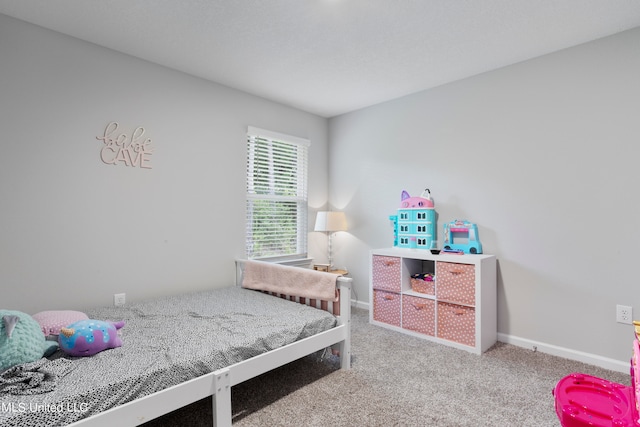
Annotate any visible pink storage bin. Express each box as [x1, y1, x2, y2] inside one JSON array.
[[437, 302, 475, 347], [372, 256, 401, 292], [373, 290, 401, 327], [410, 273, 435, 295], [436, 262, 475, 306], [402, 295, 435, 336]]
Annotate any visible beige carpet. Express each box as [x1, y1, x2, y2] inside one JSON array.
[[144, 307, 630, 426]]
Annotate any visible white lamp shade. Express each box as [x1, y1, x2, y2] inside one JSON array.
[[314, 211, 347, 232]]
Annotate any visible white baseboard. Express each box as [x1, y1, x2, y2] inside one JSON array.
[[354, 300, 629, 373], [352, 300, 370, 310], [497, 333, 629, 373]]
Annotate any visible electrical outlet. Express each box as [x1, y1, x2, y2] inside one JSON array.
[[114, 293, 126, 307], [616, 304, 632, 324]]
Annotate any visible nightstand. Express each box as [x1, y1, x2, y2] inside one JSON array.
[[330, 269, 349, 276], [314, 264, 348, 276]]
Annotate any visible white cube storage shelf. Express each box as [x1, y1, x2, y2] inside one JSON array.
[[370, 248, 497, 354]]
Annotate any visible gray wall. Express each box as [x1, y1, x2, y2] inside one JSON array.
[[328, 26, 640, 368], [0, 14, 330, 313]]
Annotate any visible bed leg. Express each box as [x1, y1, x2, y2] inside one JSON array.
[[212, 368, 232, 427], [337, 278, 352, 370], [338, 338, 351, 370]]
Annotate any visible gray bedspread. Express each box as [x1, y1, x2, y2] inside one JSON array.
[[0, 286, 337, 427]]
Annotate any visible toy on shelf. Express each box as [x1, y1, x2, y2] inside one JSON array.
[[443, 219, 483, 254], [389, 189, 436, 250], [441, 248, 464, 255]]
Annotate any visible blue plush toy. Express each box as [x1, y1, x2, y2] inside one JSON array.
[[58, 319, 125, 357], [0, 310, 59, 371]]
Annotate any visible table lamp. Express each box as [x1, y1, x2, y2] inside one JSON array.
[[314, 211, 347, 269]]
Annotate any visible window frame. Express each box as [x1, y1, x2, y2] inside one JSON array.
[[245, 126, 309, 261]]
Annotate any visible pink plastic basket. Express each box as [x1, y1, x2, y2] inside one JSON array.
[[553, 339, 640, 426]]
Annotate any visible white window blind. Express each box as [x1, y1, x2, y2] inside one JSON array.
[[246, 127, 309, 259]]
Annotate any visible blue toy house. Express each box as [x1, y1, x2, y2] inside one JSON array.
[[389, 189, 436, 250]]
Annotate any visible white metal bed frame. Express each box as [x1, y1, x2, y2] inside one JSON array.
[[65, 260, 352, 427]]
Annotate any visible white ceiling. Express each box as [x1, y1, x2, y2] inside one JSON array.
[[2, 1, 640, 118]]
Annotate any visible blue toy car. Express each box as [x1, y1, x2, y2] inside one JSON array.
[[442, 220, 483, 254]]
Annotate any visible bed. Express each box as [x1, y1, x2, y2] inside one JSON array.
[[0, 260, 352, 427]]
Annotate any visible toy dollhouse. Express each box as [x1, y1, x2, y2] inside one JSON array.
[[389, 189, 435, 250]]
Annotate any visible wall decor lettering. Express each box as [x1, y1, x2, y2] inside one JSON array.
[[96, 121, 153, 169]]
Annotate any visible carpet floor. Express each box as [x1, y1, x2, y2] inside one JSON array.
[[144, 307, 630, 426]]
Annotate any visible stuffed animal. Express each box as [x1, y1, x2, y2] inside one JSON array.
[[58, 319, 125, 357], [0, 310, 59, 371]]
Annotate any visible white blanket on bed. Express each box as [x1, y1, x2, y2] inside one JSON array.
[[242, 260, 339, 302]]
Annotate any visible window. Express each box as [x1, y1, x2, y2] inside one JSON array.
[[246, 127, 309, 260]]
